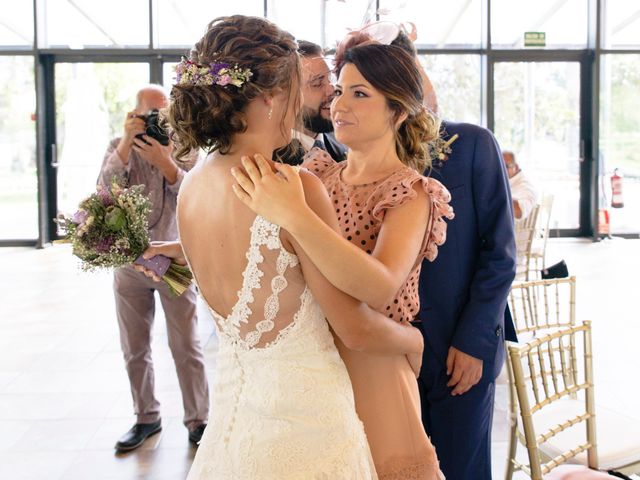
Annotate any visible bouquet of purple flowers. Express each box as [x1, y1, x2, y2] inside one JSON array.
[[55, 180, 192, 296]]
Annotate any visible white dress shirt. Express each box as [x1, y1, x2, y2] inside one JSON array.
[[292, 130, 323, 153], [509, 170, 538, 221]]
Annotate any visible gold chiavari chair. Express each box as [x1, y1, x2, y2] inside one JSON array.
[[515, 205, 541, 281], [508, 276, 576, 337], [505, 277, 578, 480], [507, 322, 640, 479], [528, 194, 554, 279]]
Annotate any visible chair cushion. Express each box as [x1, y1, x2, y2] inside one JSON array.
[[529, 398, 640, 470], [543, 465, 617, 479]]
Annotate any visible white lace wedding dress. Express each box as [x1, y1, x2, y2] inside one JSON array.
[[186, 216, 377, 479]]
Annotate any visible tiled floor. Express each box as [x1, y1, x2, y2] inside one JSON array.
[[0, 237, 638, 479]]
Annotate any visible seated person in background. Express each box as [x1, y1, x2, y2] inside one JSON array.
[[503, 150, 538, 221]]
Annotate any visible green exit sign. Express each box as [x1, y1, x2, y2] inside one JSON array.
[[524, 32, 546, 47]]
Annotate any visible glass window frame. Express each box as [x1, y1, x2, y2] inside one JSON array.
[[489, 52, 589, 235], [37, 0, 151, 49], [3, 0, 640, 246], [32, 52, 181, 247], [0, 0, 35, 48], [490, 0, 589, 50], [0, 51, 38, 244]]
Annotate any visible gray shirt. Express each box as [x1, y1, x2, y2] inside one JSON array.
[[97, 137, 186, 242]]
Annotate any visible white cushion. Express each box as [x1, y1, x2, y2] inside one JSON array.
[[543, 465, 620, 479], [527, 398, 640, 470]]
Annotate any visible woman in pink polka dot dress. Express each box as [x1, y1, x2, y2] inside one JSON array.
[[233, 43, 453, 479]]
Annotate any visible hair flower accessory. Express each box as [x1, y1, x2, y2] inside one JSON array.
[[174, 58, 253, 88]]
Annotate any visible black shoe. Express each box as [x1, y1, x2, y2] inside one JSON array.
[[115, 420, 162, 452], [188, 424, 207, 446]]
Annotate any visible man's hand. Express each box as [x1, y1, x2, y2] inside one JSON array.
[[115, 111, 147, 166], [513, 199, 523, 219], [122, 111, 146, 143], [132, 136, 178, 184], [446, 346, 483, 396]]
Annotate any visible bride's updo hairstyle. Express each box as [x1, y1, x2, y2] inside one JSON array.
[[333, 41, 439, 172], [168, 15, 300, 160]]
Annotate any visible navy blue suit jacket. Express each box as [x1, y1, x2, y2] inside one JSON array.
[[418, 121, 517, 379]]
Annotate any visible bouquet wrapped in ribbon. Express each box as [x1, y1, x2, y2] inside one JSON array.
[[55, 180, 192, 296]]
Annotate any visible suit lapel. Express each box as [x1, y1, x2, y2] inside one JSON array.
[[322, 133, 347, 162]]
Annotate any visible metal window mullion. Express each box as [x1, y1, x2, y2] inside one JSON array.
[[149, 0, 155, 49], [34, 54, 56, 247]]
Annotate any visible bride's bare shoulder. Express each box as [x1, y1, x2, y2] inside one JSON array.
[[181, 157, 215, 189], [177, 161, 212, 209]]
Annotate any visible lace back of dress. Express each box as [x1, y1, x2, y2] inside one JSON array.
[[215, 216, 308, 350]]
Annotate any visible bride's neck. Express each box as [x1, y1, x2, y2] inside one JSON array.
[[220, 131, 277, 162]]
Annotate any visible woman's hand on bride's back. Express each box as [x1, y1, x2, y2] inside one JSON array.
[[231, 154, 310, 231]]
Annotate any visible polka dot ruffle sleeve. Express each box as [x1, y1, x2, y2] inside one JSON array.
[[371, 173, 454, 263]]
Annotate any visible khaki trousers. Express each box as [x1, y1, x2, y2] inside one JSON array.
[[114, 266, 209, 430]]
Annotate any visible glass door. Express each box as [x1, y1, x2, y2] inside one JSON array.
[[493, 60, 583, 234], [600, 54, 640, 236], [52, 62, 149, 231], [0, 56, 38, 241]]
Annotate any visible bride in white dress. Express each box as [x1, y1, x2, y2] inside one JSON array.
[[161, 15, 424, 479]]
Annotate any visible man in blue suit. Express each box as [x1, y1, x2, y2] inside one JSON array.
[[417, 120, 517, 479]]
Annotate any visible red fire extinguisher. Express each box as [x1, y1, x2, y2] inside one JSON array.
[[611, 169, 624, 208]]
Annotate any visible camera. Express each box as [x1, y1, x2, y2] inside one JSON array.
[[135, 109, 170, 146]]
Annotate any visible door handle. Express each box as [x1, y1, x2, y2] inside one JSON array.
[[51, 144, 59, 168]]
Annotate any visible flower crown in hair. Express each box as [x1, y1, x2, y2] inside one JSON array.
[[174, 58, 253, 88]]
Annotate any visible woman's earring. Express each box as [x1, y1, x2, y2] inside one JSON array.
[[268, 107, 273, 120]]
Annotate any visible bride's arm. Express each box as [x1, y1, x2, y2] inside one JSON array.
[[280, 169, 423, 360], [232, 154, 430, 311], [132, 175, 422, 365]]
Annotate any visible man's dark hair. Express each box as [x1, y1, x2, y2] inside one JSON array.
[[273, 40, 329, 165], [297, 40, 324, 58]]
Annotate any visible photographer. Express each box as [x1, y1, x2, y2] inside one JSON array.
[[97, 84, 209, 452]]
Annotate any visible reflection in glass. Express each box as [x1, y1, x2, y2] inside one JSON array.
[[494, 62, 580, 230], [163, 62, 179, 89], [41, 0, 148, 48], [491, 0, 586, 49], [602, 0, 640, 49], [54, 63, 149, 223], [268, 0, 373, 48], [0, 0, 33, 46], [324, 0, 374, 48], [600, 54, 640, 233], [0, 56, 37, 239], [419, 54, 481, 124], [379, 0, 481, 48], [156, 0, 264, 47]]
